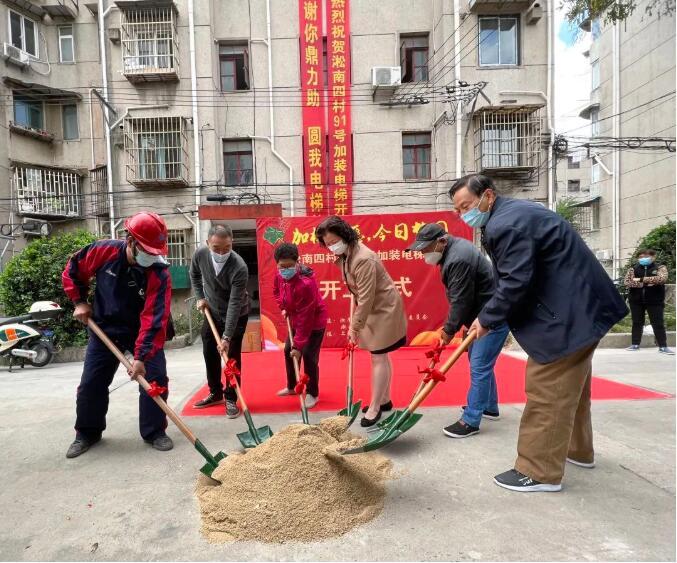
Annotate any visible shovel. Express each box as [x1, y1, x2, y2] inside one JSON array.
[[285, 317, 310, 424], [87, 319, 226, 481], [337, 296, 362, 426], [203, 308, 273, 449], [338, 330, 476, 455]]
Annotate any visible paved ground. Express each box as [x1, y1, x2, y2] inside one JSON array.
[[0, 346, 674, 561]]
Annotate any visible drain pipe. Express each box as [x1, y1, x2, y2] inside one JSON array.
[[612, 23, 621, 278], [188, 0, 201, 245], [546, 0, 555, 210], [453, 0, 462, 180]]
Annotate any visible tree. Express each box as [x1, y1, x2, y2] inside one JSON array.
[[0, 231, 98, 347], [623, 219, 676, 282], [555, 197, 582, 233], [561, 0, 675, 27]]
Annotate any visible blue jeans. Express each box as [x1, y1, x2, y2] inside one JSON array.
[[461, 323, 510, 428]]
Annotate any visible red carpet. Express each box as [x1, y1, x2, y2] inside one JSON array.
[[180, 347, 671, 416]]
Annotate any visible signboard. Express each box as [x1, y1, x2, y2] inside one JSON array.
[[256, 211, 472, 349]]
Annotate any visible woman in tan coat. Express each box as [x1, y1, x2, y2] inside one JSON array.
[[315, 216, 407, 427]]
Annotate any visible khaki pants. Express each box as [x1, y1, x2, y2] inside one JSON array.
[[514, 343, 597, 484]]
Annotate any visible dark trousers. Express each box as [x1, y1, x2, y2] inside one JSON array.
[[284, 329, 325, 398], [75, 329, 168, 442], [201, 314, 248, 401], [630, 301, 667, 347]]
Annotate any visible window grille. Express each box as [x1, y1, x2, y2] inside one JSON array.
[[13, 164, 82, 218]]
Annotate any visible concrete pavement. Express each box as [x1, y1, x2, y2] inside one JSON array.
[[0, 346, 674, 561]]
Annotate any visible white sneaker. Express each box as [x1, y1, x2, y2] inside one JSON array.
[[304, 395, 318, 409], [566, 457, 595, 468], [276, 387, 296, 397]]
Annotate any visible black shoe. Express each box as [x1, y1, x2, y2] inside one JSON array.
[[443, 420, 480, 438], [193, 393, 224, 409], [66, 436, 100, 459], [225, 400, 241, 419], [145, 433, 174, 451], [360, 410, 382, 427], [461, 405, 500, 420], [493, 469, 562, 492], [361, 400, 393, 413]]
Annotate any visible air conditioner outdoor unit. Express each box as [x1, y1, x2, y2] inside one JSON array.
[[108, 27, 121, 44], [3, 43, 30, 67], [526, 1, 543, 24], [371, 66, 402, 88]]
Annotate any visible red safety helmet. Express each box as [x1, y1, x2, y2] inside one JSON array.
[[124, 212, 168, 255]]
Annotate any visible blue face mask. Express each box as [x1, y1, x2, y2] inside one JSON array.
[[280, 267, 297, 280], [639, 257, 653, 267], [461, 193, 491, 229]]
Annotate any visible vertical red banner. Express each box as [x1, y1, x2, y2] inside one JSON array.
[[326, 0, 353, 215], [300, 0, 327, 216]]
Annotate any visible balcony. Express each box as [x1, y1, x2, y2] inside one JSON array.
[[12, 163, 83, 218], [473, 105, 544, 176], [118, 2, 179, 83], [123, 116, 189, 187], [90, 165, 110, 216]]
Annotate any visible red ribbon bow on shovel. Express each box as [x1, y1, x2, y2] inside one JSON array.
[[418, 367, 446, 384], [341, 341, 357, 360], [146, 381, 168, 397], [222, 359, 240, 388], [424, 342, 446, 366], [294, 373, 310, 395]]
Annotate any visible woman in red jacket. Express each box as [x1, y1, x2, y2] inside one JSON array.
[[273, 243, 328, 408]]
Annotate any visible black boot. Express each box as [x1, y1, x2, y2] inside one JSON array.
[[66, 435, 100, 459]]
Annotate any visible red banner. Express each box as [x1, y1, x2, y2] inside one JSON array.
[[256, 211, 472, 349], [326, 0, 352, 215], [300, 0, 326, 216]]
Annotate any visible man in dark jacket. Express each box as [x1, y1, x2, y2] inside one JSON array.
[[408, 223, 508, 438], [450, 174, 628, 493], [62, 212, 173, 458], [190, 224, 251, 417], [624, 249, 674, 354]]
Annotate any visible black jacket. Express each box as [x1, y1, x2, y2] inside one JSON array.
[[478, 196, 628, 364], [626, 262, 667, 305], [438, 235, 495, 336]]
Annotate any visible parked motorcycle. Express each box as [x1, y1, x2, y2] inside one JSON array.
[[0, 301, 63, 371]]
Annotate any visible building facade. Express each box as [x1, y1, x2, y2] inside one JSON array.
[[1, 0, 553, 308]]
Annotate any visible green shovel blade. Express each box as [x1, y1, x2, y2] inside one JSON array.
[[237, 425, 274, 449], [198, 450, 227, 478], [337, 399, 362, 427], [369, 409, 405, 432], [341, 412, 423, 455]]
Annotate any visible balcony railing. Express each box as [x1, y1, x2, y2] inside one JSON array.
[[13, 164, 83, 218]]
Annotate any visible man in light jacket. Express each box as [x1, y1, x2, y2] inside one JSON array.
[[190, 224, 250, 418], [451, 174, 628, 493]]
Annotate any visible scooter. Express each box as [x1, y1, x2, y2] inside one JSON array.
[[0, 301, 63, 371]]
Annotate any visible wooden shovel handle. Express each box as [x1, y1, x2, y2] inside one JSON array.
[[87, 319, 197, 445], [286, 317, 310, 420], [203, 308, 248, 411], [407, 330, 477, 413]]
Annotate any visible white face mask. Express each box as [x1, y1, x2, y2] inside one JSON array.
[[211, 250, 231, 264], [328, 241, 348, 256], [135, 248, 159, 268], [424, 251, 443, 265]]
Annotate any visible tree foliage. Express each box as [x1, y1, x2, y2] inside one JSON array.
[[555, 197, 582, 233], [561, 0, 675, 27], [623, 219, 676, 283], [0, 230, 98, 347]]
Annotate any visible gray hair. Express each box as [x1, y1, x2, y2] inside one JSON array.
[[208, 224, 233, 239]]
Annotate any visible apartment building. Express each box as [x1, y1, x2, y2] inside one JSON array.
[[1, 0, 553, 306], [576, 7, 676, 277]]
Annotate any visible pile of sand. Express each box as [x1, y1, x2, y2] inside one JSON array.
[[195, 416, 393, 544]]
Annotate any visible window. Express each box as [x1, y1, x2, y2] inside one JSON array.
[[13, 165, 81, 217], [402, 133, 431, 179], [590, 108, 600, 137], [479, 16, 519, 66], [62, 104, 79, 140], [567, 156, 580, 169], [591, 161, 601, 184], [120, 7, 178, 78], [167, 229, 191, 265], [575, 200, 600, 232], [223, 140, 253, 185], [400, 34, 429, 83], [13, 95, 43, 129], [568, 180, 581, 192], [59, 25, 74, 63], [9, 10, 38, 57], [591, 59, 600, 90], [220, 43, 249, 91]]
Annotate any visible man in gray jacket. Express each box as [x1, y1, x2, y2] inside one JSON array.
[[408, 223, 508, 438], [190, 224, 250, 417]]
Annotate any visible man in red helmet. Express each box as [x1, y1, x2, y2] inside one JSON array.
[[62, 212, 173, 458]]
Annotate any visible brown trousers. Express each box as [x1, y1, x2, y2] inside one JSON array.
[[514, 343, 597, 484]]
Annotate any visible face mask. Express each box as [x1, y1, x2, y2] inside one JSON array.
[[211, 251, 231, 264], [461, 193, 491, 229], [424, 251, 443, 265], [279, 267, 297, 280], [639, 257, 653, 266], [328, 241, 347, 255], [135, 248, 159, 268]]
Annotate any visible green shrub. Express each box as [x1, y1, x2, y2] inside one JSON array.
[[0, 230, 98, 347]]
